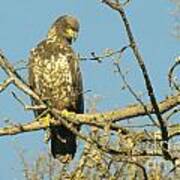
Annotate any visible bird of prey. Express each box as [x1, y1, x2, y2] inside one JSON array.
[[28, 15, 84, 163]]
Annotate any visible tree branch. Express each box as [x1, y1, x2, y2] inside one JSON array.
[[0, 77, 14, 92], [0, 53, 42, 103], [80, 45, 129, 62], [0, 94, 179, 137], [102, 0, 173, 160], [168, 56, 180, 91]]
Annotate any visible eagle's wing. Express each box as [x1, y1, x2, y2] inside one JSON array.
[[28, 39, 83, 163]]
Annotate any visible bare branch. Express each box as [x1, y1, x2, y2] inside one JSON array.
[[73, 93, 180, 125], [0, 102, 179, 137], [0, 77, 14, 92], [102, 0, 172, 160], [168, 56, 180, 91], [114, 61, 158, 126], [80, 45, 129, 62], [0, 53, 42, 103], [11, 91, 46, 111], [120, 160, 148, 180]]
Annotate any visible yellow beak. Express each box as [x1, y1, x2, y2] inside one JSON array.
[[66, 28, 78, 41]]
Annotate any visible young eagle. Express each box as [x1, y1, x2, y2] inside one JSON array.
[[28, 15, 84, 163]]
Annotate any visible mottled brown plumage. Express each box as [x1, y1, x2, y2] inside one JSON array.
[[28, 15, 83, 163]]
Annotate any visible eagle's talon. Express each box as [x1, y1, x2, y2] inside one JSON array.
[[39, 114, 51, 126]]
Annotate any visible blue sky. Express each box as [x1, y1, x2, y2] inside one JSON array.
[[0, 0, 179, 179]]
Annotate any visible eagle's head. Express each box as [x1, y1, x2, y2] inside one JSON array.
[[47, 15, 80, 44]]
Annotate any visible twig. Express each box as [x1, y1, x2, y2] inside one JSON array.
[[166, 107, 180, 121], [11, 91, 26, 107], [168, 56, 180, 91], [123, 124, 155, 128], [167, 163, 180, 177], [80, 45, 129, 62], [0, 77, 14, 92], [120, 160, 148, 180], [11, 91, 46, 111], [114, 61, 158, 127], [123, 0, 132, 7]]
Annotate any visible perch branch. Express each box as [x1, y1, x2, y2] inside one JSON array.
[[0, 94, 179, 137]]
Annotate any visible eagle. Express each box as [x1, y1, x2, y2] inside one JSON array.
[[28, 15, 84, 163]]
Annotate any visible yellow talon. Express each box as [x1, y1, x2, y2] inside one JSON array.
[[39, 114, 51, 126], [61, 109, 69, 116], [61, 109, 75, 119]]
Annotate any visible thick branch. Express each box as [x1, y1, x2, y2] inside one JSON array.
[[0, 118, 61, 136], [0, 93, 179, 137], [74, 93, 180, 125]]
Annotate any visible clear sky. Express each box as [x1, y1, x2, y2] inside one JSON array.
[[0, 0, 179, 179]]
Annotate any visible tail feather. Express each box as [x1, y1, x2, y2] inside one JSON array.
[[51, 125, 77, 163]]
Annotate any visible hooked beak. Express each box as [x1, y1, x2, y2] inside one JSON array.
[[66, 28, 78, 42]]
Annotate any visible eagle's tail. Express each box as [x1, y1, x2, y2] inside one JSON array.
[[51, 125, 77, 163]]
